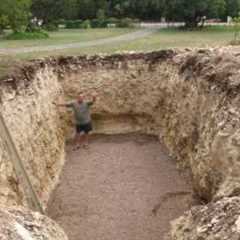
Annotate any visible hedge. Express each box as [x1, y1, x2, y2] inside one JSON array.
[[62, 18, 138, 29]]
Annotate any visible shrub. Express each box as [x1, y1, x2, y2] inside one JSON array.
[[90, 19, 99, 28], [90, 17, 137, 29], [44, 22, 59, 31], [81, 20, 91, 29], [57, 19, 66, 29], [73, 20, 83, 28], [65, 20, 83, 29], [106, 17, 119, 25], [57, 19, 66, 25], [105, 17, 120, 28], [117, 18, 134, 28], [63, 18, 138, 29], [26, 21, 42, 33], [5, 30, 49, 40], [91, 19, 107, 28], [65, 20, 74, 28]]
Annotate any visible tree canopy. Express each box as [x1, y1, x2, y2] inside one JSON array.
[[1, 0, 240, 33], [0, 0, 31, 32], [29, 0, 240, 23], [164, 0, 226, 27]]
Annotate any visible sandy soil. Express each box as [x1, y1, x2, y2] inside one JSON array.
[[47, 134, 194, 240]]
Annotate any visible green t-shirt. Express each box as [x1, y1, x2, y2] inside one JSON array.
[[66, 101, 93, 125]]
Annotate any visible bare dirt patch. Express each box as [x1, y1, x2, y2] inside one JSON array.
[[47, 134, 195, 240]]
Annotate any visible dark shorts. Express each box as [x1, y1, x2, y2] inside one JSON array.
[[76, 122, 93, 134]]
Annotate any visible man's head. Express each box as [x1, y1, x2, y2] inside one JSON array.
[[77, 95, 84, 103]]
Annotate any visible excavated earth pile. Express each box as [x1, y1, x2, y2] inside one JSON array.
[[0, 47, 240, 239], [0, 206, 67, 240]]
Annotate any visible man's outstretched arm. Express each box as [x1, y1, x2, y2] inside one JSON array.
[[87, 95, 97, 106]]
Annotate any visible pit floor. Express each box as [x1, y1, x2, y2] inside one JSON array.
[[47, 134, 194, 240]]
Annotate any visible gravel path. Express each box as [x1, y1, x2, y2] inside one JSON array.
[[0, 29, 156, 55], [47, 134, 194, 240]]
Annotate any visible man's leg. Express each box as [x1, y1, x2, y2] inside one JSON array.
[[73, 131, 84, 150], [77, 133, 85, 146], [82, 122, 92, 148], [74, 123, 92, 149], [82, 133, 90, 148], [74, 125, 80, 146]]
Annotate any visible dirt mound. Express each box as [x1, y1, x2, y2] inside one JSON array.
[[0, 206, 67, 240]]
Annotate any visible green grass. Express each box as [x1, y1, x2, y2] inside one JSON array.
[[75, 26, 238, 54], [0, 26, 238, 78], [0, 28, 133, 49], [11, 26, 236, 60], [5, 31, 49, 40]]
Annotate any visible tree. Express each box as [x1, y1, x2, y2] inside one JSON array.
[[31, 0, 64, 24], [62, 0, 79, 20], [0, 14, 9, 34], [78, 0, 96, 19], [107, 0, 129, 17], [164, 0, 226, 28], [208, 0, 226, 18], [0, 17, 8, 34], [225, 0, 240, 18], [0, 0, 31, 33], [95, 0, 108, 15], [28, 0, 240, 26], [32, 0, 107, 22]]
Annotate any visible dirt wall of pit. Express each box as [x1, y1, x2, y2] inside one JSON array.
[[59, 49, 240, 202], [0, 64, 65, 209], [1, 48, 240, 239]]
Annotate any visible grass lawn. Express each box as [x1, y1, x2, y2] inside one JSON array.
[[0, 28, 134, 49], [0, 26, 238, 78], [14, 26, 237, 59], [111, 26, 237, 51]]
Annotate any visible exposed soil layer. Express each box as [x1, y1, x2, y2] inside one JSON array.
[[47, 134, 194, 240]]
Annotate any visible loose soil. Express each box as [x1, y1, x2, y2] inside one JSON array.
[[47, 134, 194, 240]]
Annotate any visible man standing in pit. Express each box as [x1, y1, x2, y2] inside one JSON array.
[[56, 94, 96, 149]]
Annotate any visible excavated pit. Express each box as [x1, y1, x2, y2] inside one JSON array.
[[1, 48, 240, 239], [47, 134, 194, 240]]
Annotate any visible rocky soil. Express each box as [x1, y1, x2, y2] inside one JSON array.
[[172, 197, 240, 240], [0, 206, 68, 240], [47, 134, 194, 240]]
